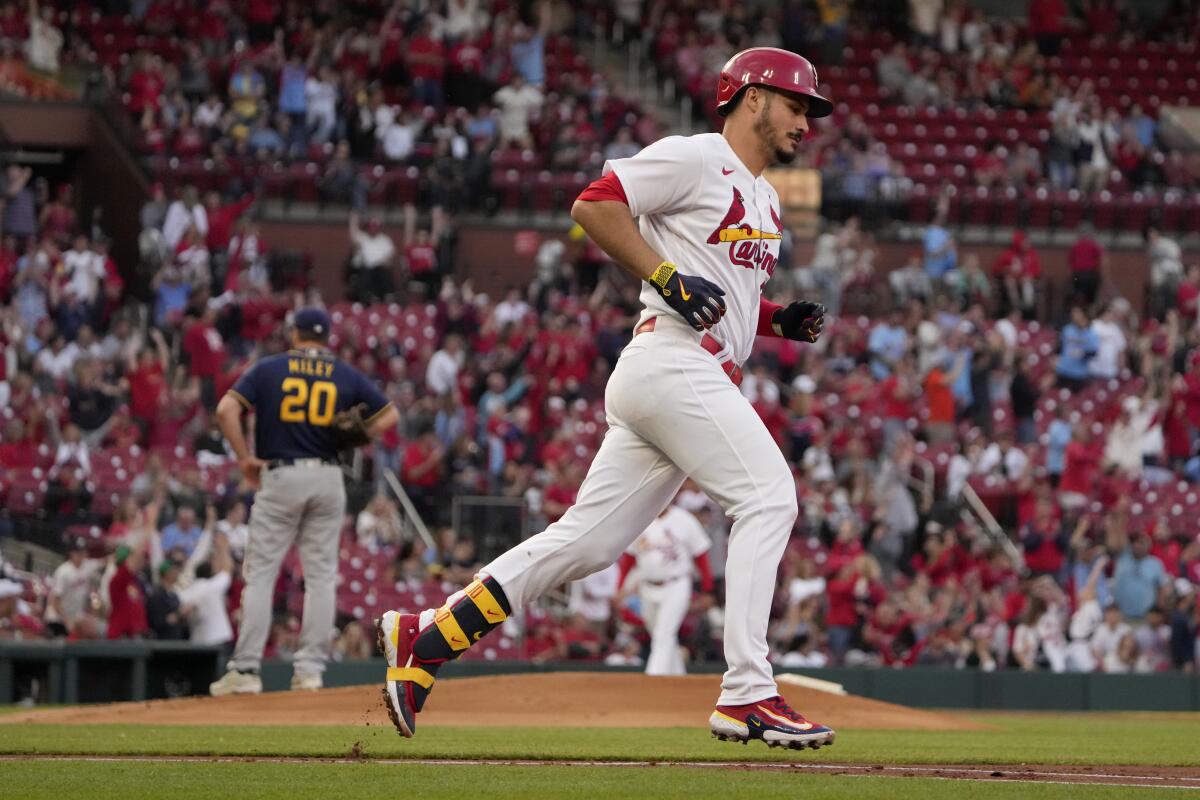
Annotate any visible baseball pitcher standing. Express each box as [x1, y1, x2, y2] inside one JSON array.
[[377, 48, 836, 750], [618, 502, 714, 676], [210, 307, 399, 695]]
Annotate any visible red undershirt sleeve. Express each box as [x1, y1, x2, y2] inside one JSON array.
[[576, 171, 629, 205], [757, 297, 784, 337], [693, 552, 714, 593], [616, 552, 636, 589]]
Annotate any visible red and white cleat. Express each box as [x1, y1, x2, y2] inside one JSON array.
[[709, 695, 836, 750], [375, 610, 435, 738]]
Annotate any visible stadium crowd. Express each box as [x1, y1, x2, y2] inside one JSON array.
[[645, 0, 1200, 207], [2, 161, 1199, 674], [0, 0, 1198, 677], [1, 0, 658, 214]]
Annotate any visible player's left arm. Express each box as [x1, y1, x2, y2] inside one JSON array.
[[355, 370, 400, 438], [757, 198, 825, 342], [757, 296, 825, 343]]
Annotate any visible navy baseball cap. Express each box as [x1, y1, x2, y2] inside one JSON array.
[[293, 306, 332, 338]]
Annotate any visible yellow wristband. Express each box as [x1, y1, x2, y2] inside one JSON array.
[[648, 261, 677, 291]]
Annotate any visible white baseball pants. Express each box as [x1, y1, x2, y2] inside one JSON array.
[[639, 575, 692, 676], [482, 318, 796, 705]]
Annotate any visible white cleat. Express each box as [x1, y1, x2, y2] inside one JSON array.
[[209, 669, 263, 697], [290, 672, 323, 691]]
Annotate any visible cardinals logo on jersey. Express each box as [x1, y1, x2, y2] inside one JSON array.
[[706, 187, 782, 276]]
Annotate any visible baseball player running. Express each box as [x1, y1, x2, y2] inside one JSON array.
[[210, 307, 398, 695], [617, 502, 713, 676], [378, 47, 835, 750]]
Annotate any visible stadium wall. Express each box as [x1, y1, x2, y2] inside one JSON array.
[[3, 643, 1197, 711], [261, 218, 1155, 310]]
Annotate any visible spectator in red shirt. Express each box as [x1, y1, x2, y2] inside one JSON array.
[[1028, 0, 1068, 55], [1059, 425, 1102, 511], [560, 612, 604, 660], [1068, 223, 1105, 309], [0, 419, 36, 468], [1084, 0, 1119, 36], [1162, 387, 1192, 470], [911, 524, 968, 587], [245, 0, 279, 43], [404, 226, 439, 300], [1149, 518, 1184, 578], [1018, 497, 1067, 578], [107, 545, 148, 639], [972, 143, 1007, 188], [993, 230, 1042, 319], [126, 329, 170, 440], [407, 18, 446, 109], [753, 392, 790, 449], [879, 357, 917, 452], [203, 191, 256, 262], [825, 554, 886, 664], [0, 233, 17, 301], [1178, 264, 1200, 324], [862, 599, 919, 666], [825, 518, 865, 577], [127, 52, 165, 115], [447, 35, 490, 108], [402, 427, 445, 523], [924, 352, 965, 444], [181, 306, 226, 408], [543, 461, 584, 524]]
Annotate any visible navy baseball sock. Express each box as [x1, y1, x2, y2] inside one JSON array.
[[398, 577, 511, 712], [412, 576, 512, 662]]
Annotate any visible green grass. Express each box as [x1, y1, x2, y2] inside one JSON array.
[[0, 760, 1184, 800], [0, 713, 1197, 766]]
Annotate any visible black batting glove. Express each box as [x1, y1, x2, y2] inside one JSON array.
[[773, 300, 826, 343], [648, 261, 727, 331]]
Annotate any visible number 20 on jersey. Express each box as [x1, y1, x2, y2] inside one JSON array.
[[280, 378, 338, 425]]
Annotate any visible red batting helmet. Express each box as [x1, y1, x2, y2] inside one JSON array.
[[715, 47, 833, 118]]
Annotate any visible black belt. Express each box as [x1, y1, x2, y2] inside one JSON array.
[[266, 458, 339, 470]]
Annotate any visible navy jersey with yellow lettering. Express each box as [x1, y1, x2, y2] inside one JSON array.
[[227, 348, 390, 461]]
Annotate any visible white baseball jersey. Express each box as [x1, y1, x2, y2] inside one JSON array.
[[626, 505, 711, 584], [605, 132, 784, 366]]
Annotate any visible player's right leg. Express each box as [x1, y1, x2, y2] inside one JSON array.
[[210, 469, 301, 696], [629, 328, 835, 749], [291, 465, 346, 691], [378, 423, 684, 737]]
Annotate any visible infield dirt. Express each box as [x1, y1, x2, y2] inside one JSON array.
[[0, 672, 984, 731]]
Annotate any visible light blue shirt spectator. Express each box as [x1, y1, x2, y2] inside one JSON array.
[[868, 321, 908, 379], [279, 63, 308, 115], [1130, 108, 1156, 149], [161, 518, 203, 559], [511, 33, 545, 86], [248, 124, 285, 155], [154, 274, 190, 325], [1186, 454, 1200, 483], [1056, 324, 1099, 381], [466, 111, 498, 141], [1112, 543, 1168, 619], [1046, 419, 1072, 475], [1071, 558, 1112, 609], [923, 223, 957, 278], [14, 255, 49, 329]]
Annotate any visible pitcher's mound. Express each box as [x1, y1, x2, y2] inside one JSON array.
[[1, 672, 984, 731]]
